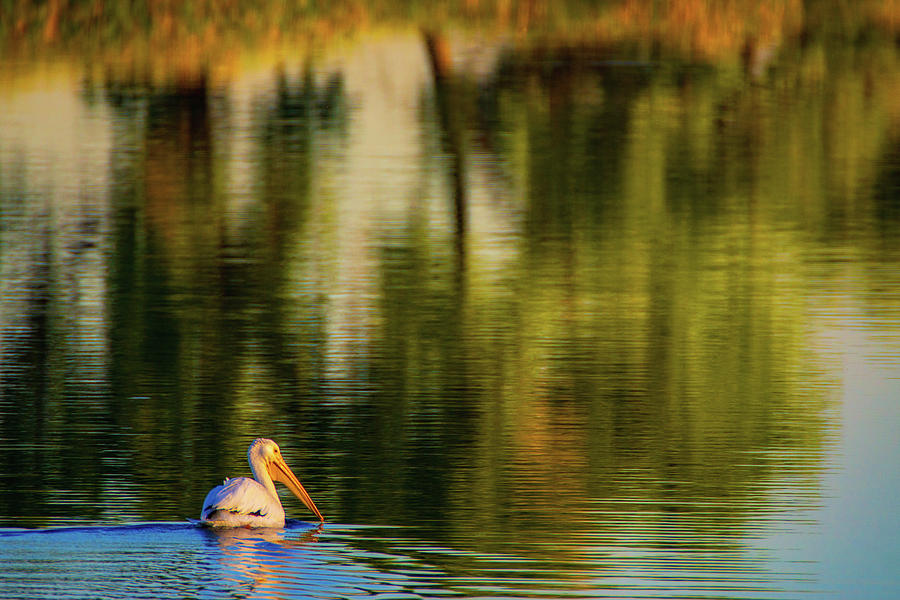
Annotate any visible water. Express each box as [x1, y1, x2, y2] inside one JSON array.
[[1, 522, 473, 599], [2, 11, 900, 600]]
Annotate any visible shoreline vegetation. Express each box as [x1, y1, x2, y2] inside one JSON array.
[[2, 1, 898, 84]]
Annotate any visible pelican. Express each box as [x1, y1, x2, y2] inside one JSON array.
[[200, 438, 324, 527]]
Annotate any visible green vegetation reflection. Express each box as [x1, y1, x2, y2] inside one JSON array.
[[1, 2, 898, 576]]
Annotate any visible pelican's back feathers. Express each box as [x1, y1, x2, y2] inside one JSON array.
[[200, 477, 285, 527]]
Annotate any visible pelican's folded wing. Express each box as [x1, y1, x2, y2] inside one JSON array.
[[200, 477, 272, 519]]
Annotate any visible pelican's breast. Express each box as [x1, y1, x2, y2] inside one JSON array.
[[200, 477, 285, 528]]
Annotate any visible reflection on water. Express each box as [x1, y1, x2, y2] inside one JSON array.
[[1, 10, 900, 600], [0, 520, 833, 599], [0, 524, 226, 599], [0, 523, 448, 600]]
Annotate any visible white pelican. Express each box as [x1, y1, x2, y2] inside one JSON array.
[[200, 438, 324, 527]]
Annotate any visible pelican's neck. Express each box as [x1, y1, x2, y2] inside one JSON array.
[[249, 456, 279, 499]]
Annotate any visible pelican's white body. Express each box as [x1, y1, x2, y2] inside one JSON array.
[[200, 438, 323, 528], [201, 476, 286, 528]]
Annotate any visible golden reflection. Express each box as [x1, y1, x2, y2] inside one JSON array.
[[208, 526, 321, 600]]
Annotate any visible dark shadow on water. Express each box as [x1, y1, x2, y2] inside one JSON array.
[[0, 518, 322, 538], [0, 521, 197, 537]]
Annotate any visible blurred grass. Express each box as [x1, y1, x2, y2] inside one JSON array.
[[3, 1, 899, 74]]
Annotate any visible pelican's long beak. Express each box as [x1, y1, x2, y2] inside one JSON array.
[[269, 455, 324, 522]]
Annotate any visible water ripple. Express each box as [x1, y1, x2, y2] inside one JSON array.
[[0, 516, 838, 600]]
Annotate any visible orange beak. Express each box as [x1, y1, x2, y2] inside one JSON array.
[[268, 455, 324, 522]]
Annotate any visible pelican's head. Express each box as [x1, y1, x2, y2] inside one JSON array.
[[249, 438, 324, 522]]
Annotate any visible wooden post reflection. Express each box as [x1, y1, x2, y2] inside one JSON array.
[[423, 30, 467, 268], [144, 74, 213, 244]]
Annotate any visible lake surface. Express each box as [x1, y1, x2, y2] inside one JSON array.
[[1, 12, 899, 600]]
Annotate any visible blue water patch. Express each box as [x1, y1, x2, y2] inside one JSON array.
[[0, 522, 448, 600]]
